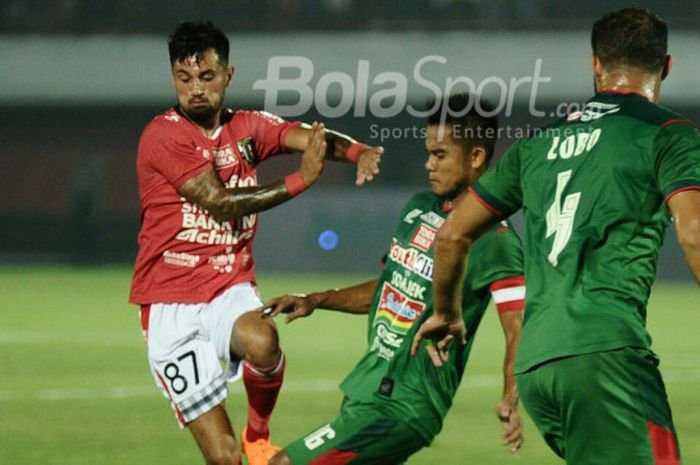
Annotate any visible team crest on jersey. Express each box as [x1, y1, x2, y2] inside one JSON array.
[[410, 224, 437, 252], [237, 136, 259, 165], [374, 282, 426, 335]]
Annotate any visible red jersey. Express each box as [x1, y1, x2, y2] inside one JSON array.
[[129, 107, 300, 304]]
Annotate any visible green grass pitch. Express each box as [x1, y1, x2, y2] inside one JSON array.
[[0, 266, 697, 464]]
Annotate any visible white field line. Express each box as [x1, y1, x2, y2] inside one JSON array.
[[1, 370, 699, 403]]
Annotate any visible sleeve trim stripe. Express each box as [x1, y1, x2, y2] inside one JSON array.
[[660, 118, 693, 129], [495, 299, 525, 314], [489, 275, 525, 291], [665, 186, 700, 204], [468, 187, 503, 217], [491, 286, 526, 304]]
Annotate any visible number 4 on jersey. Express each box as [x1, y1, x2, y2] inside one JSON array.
[[545, 170, 581, 267]]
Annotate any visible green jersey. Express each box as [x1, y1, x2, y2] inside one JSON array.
[[472, 92, 700, 374], [339, 191, 524, 443]]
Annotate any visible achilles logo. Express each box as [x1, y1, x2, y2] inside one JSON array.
[[410, 224, 437, 252]]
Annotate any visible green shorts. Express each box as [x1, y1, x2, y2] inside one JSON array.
[[517, 347, 681, 465], [285, 398, 427, 465]]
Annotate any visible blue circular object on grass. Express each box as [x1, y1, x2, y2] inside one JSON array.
[[318, 229, 339, 250]]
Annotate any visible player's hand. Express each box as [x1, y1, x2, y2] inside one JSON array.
[[261, 294, 318, 324], [355, 146, 383, 186], [496, 399, 523, 453], [410, 314, 467, 367], [298, 122, 326, 187]]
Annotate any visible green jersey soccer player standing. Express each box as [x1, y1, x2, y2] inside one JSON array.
[[413, 8, 700, 465]]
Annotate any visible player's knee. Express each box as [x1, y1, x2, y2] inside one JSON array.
[[269, 450, 292, 465], [203, 443, 241, 465], [232, 313, 280, 367], [245, 320, 280, 367]]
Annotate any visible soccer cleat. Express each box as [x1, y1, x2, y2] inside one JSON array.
[[241, 426, 281, 465]]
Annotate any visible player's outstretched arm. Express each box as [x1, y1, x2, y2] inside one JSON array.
[[178, 123, 326, 223], [284, 125, 383, 186], [411, 192, 501, 366], [495, 308, 524, 453], [263, 279, 379, 324], [668, 190, 700, 285]]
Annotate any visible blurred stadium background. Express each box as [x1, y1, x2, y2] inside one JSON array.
[[1, 1, 698, 464]]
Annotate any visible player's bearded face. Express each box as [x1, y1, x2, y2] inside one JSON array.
[[172, 50, 232, 125], [424, 125, 474, 199]]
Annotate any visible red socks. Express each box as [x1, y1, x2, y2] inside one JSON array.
[[243, 353, 286, 442]]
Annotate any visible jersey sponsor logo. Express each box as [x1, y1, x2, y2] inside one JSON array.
[[370, 323, 401, 360], [236, 136, 259, 165], [410, 224, 437, 252], [403, 208, 422, 224], [546, 128, 601, 161], [162, 250, 200, 268], [225, 174, 257, 189], [420, 211, 445, 228], [178, 201, 257, 246], [374, 282, 426, 335], [176, 228, 253, 245], [390, 270, 426, 300], [208, 247, 236, 273], [387, 238, 434, 280], [201, 146, 238, 169], [581, 102, 619, 121]]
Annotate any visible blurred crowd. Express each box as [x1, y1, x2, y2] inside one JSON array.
[[2, 0, 695, 34]]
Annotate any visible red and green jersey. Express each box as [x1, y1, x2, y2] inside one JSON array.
[[340, 191, 524, 443], [471, 92, 700, 374]]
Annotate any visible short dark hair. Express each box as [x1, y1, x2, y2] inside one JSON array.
[[591, 7, 667, 73], [168, 21, 229, 66], [426, 93, 499, 163]]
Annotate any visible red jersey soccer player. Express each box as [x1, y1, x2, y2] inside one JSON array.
[[129, 22, 383, 465]]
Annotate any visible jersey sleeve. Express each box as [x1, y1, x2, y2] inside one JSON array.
[[654, 121, 700, 202], [468, 223, 524, 293], [470, 141, 523, 217], [489, 275, 526, 314], [242, 111, 302, 162], [139, 123, 211, 189]]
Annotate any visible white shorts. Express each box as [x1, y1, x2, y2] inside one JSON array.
[[139, 282, 263, 428]]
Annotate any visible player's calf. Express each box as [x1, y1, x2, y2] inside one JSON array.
[[189, 405, 242, 465], [268, 450, 292, 465]]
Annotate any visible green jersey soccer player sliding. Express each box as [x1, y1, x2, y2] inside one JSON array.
[[266, 93, 527, 465]]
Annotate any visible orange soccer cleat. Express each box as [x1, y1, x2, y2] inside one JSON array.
[[241, 427, 281, 465]]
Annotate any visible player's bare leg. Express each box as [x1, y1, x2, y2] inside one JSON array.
[[189, 404, 242, 465], [269, 450, 292, 465], [231, 311, 285, 465]]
